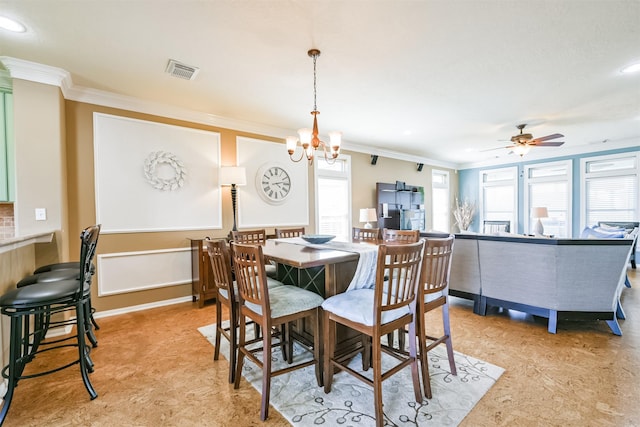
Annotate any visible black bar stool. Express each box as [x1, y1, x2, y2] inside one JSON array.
[[0, 224, 101, 424]]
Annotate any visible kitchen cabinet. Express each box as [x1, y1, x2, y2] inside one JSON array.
[[0, 91, 14, 202]]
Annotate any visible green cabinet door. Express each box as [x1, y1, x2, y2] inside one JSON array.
[[0, 91, 14, 202]]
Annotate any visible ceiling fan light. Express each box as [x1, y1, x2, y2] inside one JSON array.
[[513, 144, 530, 157]]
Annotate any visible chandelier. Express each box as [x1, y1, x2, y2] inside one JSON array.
[[286, 49, 342, 165]]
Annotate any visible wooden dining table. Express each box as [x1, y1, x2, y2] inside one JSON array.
[[261, 238, 372, 353], [262, 239, 361, 297]]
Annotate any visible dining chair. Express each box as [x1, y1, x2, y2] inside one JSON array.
[[352, 227, 380, 242], [205, 239, 286, 383], [231, 242, 324, 421], [231, 229, 277, 278], [483, 220, 510, 234], [377, 228, 421, 349], [231, 229, 268, 244], [415, 234, 457, 398], [274, 227, 306, 238], [0, 224, 101, 425], [322, 240, 425, 427], [382, 228, 420, 243]]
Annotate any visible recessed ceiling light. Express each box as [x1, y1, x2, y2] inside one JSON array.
[[0, 16, 26, 33], [621, 62, 640, 74]]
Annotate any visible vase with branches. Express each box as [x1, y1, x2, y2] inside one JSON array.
[[453, 197, 476, 232]]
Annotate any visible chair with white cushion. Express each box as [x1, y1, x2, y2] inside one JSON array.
[[231, 242, 324, 421], [205, 239, 285, 383], [322, 240, 424, 427]]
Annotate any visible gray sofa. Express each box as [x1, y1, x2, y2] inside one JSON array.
[[442, 233, 634, 335]]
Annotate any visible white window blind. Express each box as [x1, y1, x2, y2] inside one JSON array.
[[432, 169, 450, 232], [480, 167, 517, 231], [314, 155, 352, 242], [582, 153, 639, 228], [524, 161, 572, 237]]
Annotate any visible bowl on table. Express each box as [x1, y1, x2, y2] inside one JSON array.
[[301, 234, 335, 244]]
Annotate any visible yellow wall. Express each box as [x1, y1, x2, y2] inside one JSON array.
[[12, 79, 69, 261], [13, 88, 457, 314]]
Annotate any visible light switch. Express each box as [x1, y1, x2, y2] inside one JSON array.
[[35, 208, 47, 221]]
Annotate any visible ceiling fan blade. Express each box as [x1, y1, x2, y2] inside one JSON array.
[[530, 133, 564, 143], [530, 141, 564, 147], [481, 145, 514, 152]]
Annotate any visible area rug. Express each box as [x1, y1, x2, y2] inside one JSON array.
[[198, 323, 504, 426]]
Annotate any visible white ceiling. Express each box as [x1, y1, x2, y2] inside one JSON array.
[[1, 0, 639, 169]]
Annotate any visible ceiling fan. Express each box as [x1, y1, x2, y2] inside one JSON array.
[[504, 124, 564, 156]]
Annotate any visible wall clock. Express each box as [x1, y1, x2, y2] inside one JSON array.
[[256, 163, 292, 204]]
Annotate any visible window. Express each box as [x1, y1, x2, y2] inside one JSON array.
[[524, 161, 572, 237], [314, 155, 352, 242], [581, 152, 639, 228], [432, 169, 450, 232], [480, 166, 517, 232]]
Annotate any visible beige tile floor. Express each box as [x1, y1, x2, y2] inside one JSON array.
[[1, 269, 638, 426]]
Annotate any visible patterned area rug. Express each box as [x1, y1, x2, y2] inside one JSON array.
[[198, 324, 503, 426]]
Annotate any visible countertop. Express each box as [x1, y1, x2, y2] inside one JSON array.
[[0, 230, 55, 254]]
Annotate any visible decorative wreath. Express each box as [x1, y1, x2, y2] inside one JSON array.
[[143, 151, 187, 191]]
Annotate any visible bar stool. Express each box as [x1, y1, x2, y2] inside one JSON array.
[[231, 242, 323, 421], [31, 258, 100, 332], [15, 227, 101, 347], [322, 241, 424, 427], [0, 224, 101, 424]]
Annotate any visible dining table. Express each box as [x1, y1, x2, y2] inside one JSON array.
[[262, 237, 380, 354]]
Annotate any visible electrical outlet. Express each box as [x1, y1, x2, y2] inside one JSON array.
[[35, 208, 47, 221]]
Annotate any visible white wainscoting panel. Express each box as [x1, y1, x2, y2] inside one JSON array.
[[93, 113, 222, 233], [97, 248, 192, 296], [236, 136, 309, 227]]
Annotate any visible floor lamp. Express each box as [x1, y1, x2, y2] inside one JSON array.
[[219, 166, 247, 233]]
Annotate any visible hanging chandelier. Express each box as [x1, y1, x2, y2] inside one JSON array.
[[286, 49, 342, 165]]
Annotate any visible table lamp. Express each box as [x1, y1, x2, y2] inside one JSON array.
[[532, 207, 548, 235], [359, 208, 377, 229]]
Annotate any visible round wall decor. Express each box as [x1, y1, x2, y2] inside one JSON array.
[[143, 151, 187, 191]]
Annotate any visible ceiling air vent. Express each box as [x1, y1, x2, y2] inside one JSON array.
[[165, 59, 200, 81]]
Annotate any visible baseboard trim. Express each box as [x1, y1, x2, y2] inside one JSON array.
[[93, 296, 193, 319]]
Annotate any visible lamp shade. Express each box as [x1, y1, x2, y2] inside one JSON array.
[[219, 166, 246, 186], [532, 207, 548, 218], [359, 208, 377, 222]]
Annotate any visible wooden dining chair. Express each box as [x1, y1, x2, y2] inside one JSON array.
[[352, 227, 379, 242], [206, 239, 286, 383], [231, 229, 277, 278], [274, 227, 306, 238], [415, 234, 457, 398], [231, 229, 268, 244], [322, 240, 424, 427], [382, 228, 420, 243], [205, 239, 239, 383], [231, 242, 324, 421]]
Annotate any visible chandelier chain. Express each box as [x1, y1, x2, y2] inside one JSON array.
[[285, 48, 341, 165], [312, 52, 318, 112]]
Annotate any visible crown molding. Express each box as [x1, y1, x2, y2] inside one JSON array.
[[0, 56, 517, 172]]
